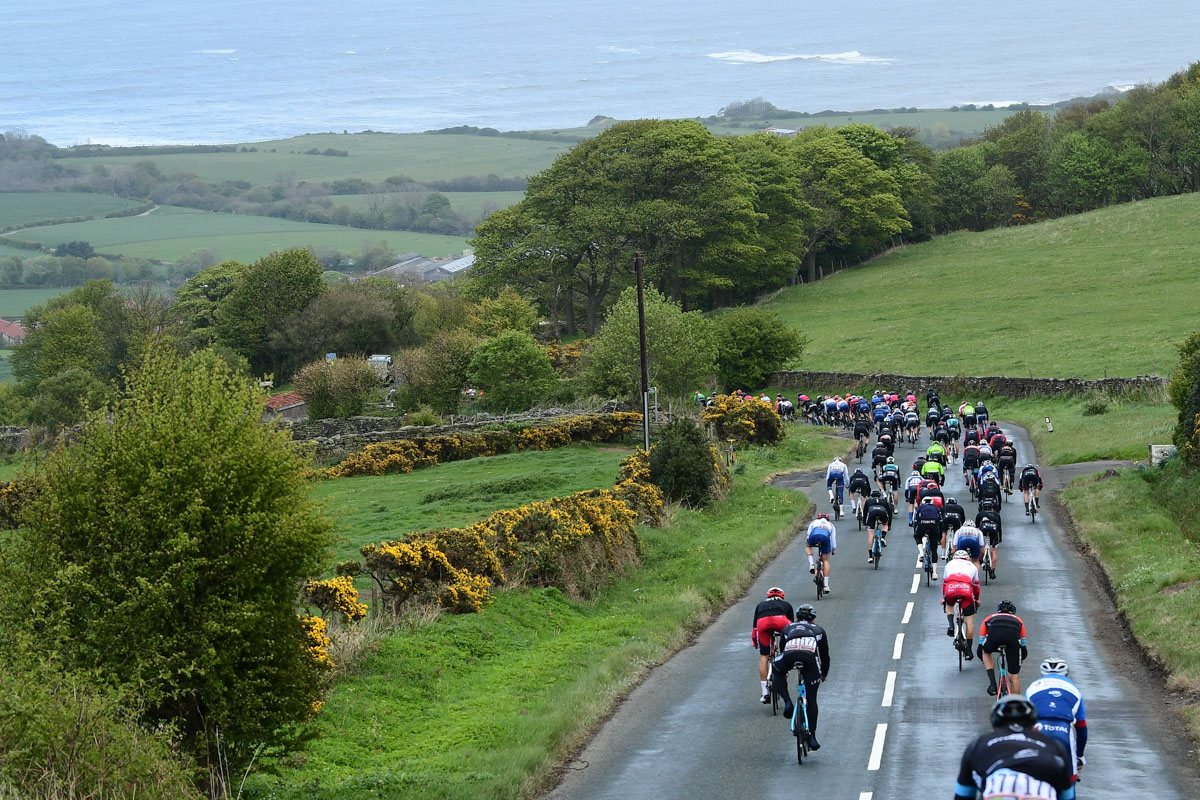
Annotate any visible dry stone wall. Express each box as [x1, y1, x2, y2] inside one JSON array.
[[769, 370, 1165, 399]]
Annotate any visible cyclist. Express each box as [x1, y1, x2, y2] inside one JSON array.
[[1021, 463, 1045, 516], [904, 470, 923, 524], [962, 401, 977, 430], [916, 477, 944, 508], [770, 604, 831, 752], [977, 470, 1003, 508], [962, 441, 981, 490], [825, 456, 849, 512], [878, 456, 901, 506], [870, 441, 891, 479], [931, 420, 952, 452], [877, 428, 896, 457], [848, 468, 872, 516], [920, 455, 946, 487], [752, 587, 795, 704], [1027, 658, 1088, 785], [835, 395, 851, 424], [963, 426, 981, 447], [904, 408, 921, 443], [942, 496, 968, 558], [954, 695, 1076, 800], [926, 439, 948, 466], [978, 457, 999, 486], [913, 497, 944, 579], [926, 388, 941, 415], [946, 413, 962, 446], [977, 438, 994, 464], [976, 400, 990, 428], [997, 440, 1018, 493], [951, 520, 985, 567], [862, 489, 892, 561], [853, 416, 872, 455], [978, 600, 1028, 696], [925, 402, 941, 434], [805, 513, 837, 595], [822, 395, 838, 423], [872, 400, 890, 431], [942, 550, 980, 654], [976, 497, 1003, 576]]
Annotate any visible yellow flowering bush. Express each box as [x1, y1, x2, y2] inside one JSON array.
[[302, 576, 368, 623], [0, 478, 36, 530], [360, 539, 492, 614], [543, 340, 588, 374], [702, 394, 784, 446], [322, 412, 643, 478], [299, 614, 334, 669]]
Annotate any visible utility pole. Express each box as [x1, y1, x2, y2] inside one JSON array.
[[635, 252, 651, 452]]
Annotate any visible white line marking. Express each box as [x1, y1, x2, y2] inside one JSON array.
[[859, 794, 874, 800], [910, 573, 920, 594], [882, 670, 897, 707], [892, 633, 904, 659], [902, 601, 914, 624], [867, 723, 888, 770]]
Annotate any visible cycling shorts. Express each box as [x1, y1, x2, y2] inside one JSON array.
[[755, 616, 791, 654], [905, 487, 919, 503], [1019, 474, 1044, 490], [963, 457, 980, 470], [998, 457, 1016, 474], [954, 536, 981, 560], [826, 475, 846, 490], [772, 649, 821, 686], [913, 520, 941, 542], [943, 583, 978, 617], [963, 414, 977, 427], [980, 525, 1001, 547], [981, 629, 1023, 673], [880, 475, 899, 489], [806, 531, 832, 555], [865, 510, 890, 528]]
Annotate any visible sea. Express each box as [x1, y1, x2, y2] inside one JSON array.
[[4, 0, 1200, 147]]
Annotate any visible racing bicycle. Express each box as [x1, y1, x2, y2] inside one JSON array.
[[765, 632, 783, 716], [952, 600, 969, 671], [870, 521, 885, 569], [981, 536, 995, 585], [921, 535, 936, 587], [790, 677, 811, 765], [996, 648, 1012, 697]]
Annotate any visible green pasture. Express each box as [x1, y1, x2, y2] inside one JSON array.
[[329, 189, 524, 218], [313, 444, 634, 565], [4, 205, 467, 262], [0, 192, 141, 229], [61, 132, 572, 186], [701, 106, 1020, 140], [765, 192, 1200, 379], [0, 287, 76, 318], [248, 430, 845, 800]]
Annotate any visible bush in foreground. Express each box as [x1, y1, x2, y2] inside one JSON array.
[[294, 356, 382, 419], [650, 417, 721, 507]]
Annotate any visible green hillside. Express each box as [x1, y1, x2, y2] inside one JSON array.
[[764, 193, 1200, 378], [3, 205, 468, 262], [331, 189, 525, 218], [0, 192, 142, 228]]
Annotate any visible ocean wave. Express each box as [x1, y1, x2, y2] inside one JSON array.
[[194, 49, 236, 54], [707, 50, 892, 65]]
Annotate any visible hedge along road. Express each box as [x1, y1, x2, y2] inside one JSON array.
[[542, 422, 1200, 800]]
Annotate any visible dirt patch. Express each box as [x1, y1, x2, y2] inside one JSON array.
[[1162, 580, 1200, 596]]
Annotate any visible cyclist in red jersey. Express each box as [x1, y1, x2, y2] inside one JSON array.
[[752, 587, 795, 703], [942, 550, 980, 656]]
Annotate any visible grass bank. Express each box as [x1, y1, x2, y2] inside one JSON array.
[[763, 192, 1200, 378], [1060, 460, 1200, 740], [246, 431, 845, 800]]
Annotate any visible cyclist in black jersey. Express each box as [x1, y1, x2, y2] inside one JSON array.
[[848, 468, 872, 516], [954, 694, 1075, 800], [770, 604, 831, 752]]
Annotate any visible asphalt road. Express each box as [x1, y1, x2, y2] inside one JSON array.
[[543, 423, 1200, 800]]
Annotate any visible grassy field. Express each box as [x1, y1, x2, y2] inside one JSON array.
[[1060, 461, 1200, 741], [314, 444, 635, 565], [4, 205, 468, 262], [0, 287, 74, 318], [331, 189, 524, 218], [0, 192, 142, 228], [764, 193, 1200, 379], [701, 106, 1020, 139], [246, 430, 845, 800], [62, 132, 573, 186]]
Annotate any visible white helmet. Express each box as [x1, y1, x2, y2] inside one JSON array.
[[1040, 657, 1069, 676], [952, 549, 971, 560]]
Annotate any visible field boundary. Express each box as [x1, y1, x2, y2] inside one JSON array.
[[770, 369, 1165, 398]]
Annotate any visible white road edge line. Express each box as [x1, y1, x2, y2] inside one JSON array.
[[892, 633, 904, 660], [902, 601, 914, 624], [882, 670, 897, 707], [867, 723, 888, 770], [859, 793, 874, 800], [909, 573, 920, 594]]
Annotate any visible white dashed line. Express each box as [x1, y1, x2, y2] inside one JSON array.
[[882, 670, 896, 707], [859, 793, 874, 800], [902, 601, 914, 624], [867, 723, 888, 770], [909, 573, 920, 594], [892, 633, 904, 660]]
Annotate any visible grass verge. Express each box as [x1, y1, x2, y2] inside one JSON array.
[[245, 430, 845, 800], [1060, 459, 1200, 742]]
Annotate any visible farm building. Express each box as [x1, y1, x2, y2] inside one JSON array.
[[0, 319, 25, 345]]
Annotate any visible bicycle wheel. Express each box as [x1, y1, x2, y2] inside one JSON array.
[[955, 614, 965, 672], [982, 545, 992, 586], [1029, 502, 1038, 524], [873, 530, 882, 569], [997, 652, 1010, 696], [767, 662, 779, 716]]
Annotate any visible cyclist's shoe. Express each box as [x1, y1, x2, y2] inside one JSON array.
[[988, 567, 997, 580], [782, 704, 795, 719], [1035, 497, 1041, 508], [807, 734, 821, 751], [881, 537, 887, 547], [868, 553, 875, 564], [986, 684, 997, 696], [809, 565, 816, 574], [761, 693, 770, 704], [964, 650, 974, 661], [946, 625, 954, 637], [823, 585, 831, 595]]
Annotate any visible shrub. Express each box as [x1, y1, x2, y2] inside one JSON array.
[[399, 330, 477, 415], [467, 330, 556, 412], [712, 308, 807, 392], [702, 394, 785, 445], [1081, 393, 1109, 416], [402, 406, 442, 426], [649, 417, 719, 507], [303, 576, 368, 624], [468, 287, 539, 337], [294, 357, 382, 419]]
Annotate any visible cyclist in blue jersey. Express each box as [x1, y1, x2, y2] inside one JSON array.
[[805, 514, 837, 594], [826, 456, 849, 509], [1027, 658, 1088, 784]]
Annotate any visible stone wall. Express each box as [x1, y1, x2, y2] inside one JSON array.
[[288, 406, 621, 463], [769, 370, 1166, 399]]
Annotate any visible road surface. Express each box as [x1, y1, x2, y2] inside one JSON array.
[[544, 423, 1199, 800]]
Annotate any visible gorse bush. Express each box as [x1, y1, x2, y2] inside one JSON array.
[[650, 417, 720, 507], [702, 394, 785, 445]]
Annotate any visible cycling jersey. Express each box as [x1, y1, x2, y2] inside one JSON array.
[[772, 620, 830, 734], [917, 480, 944, 506], [752, 597, 795, 652], [943, 559, 980, 613], [905, 473, 923, 495], [848, 471, 872, 494], [863, 498, 892, 524], [964, 428, 980, 445], [952, 525, 983, 560], [1028, 675, 1088, 774], [942, 502, 967, 532], [825, 459, 849, 487], [978, 443, 994, 460], [873, 405, 888, 422], [955, 729, 1075, 800], [979, 612, 1028, 673], [962, 445, 981, 468], [854, 420, 871, 438], [806, 519, 837, 553], [871, 446, 890, 469], [905, 412, 920, 427], [913, 502, 944, 539], [921, 460, 945, 483], [1020, 467, 1044, 491], [880, 463, 900, 487]]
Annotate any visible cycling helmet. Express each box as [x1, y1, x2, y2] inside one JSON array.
[[816, 512, 830, 521], [1040, 657, 1069, 676], [979, 498, 998, 512], [946, 497, 957, 505], [796, 603, 816, 621], [854, 467, 865, 474], [1025, 464, 1037, 470], [870, 489, 882, 497], [952, 549, 971, 560], [990, 694, 1038, 728], [996, 600, 1017, 615], [886, 456, 895, 464], [921, 497, 935, 504], [766, 586, 785, 600]]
